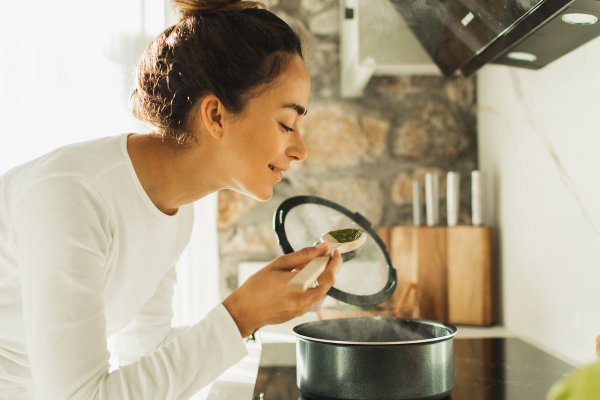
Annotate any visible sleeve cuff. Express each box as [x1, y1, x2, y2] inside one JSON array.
[[209, 303, 249, 361]]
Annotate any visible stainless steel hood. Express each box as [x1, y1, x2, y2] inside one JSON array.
[[390, 0, 600, 76], [339, 0, 442, 97]]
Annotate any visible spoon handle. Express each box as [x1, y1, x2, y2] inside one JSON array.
[[288, 256, 329, 292]]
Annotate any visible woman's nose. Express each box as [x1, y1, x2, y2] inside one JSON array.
[[287, 132, 307, 162]]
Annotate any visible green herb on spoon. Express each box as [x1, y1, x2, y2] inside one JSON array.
[[327, 228, 364, 243]]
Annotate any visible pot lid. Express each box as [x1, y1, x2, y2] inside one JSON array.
[[273, 195, 396, 307]]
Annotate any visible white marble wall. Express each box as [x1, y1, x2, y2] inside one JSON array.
[[478, 37, 600, 366]]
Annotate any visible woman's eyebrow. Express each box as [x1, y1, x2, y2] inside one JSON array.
[[282, 103, 308, 116]]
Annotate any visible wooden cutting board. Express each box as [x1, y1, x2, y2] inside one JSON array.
[[380, 225, 493, 325], [447, 226, 493, 325], [385, 226, 447, 321], [415, 227, 448, 322], [380, 226, 420, 317]]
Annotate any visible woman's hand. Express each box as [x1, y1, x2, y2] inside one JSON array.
[[222, 243, 342, 337]]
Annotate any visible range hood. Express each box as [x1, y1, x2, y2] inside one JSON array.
[[340, 0, 600, 96], [391, 0, 600, 76], [340, 0, 441, 97]]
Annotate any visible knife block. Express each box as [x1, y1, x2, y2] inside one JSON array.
[[382, 225, 493, 325]]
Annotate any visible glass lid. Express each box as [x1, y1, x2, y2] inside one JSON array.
[[273, 195, 396, 307]]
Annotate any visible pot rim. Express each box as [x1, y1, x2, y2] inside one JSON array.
[[293, 317, 458, 346]]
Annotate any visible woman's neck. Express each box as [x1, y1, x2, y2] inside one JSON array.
[[126, 133, 222, 214]]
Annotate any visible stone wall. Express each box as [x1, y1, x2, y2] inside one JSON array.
[[217, 0, 477, 295]]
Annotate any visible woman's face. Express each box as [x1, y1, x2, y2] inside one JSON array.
[[221, 55, 310, 201]]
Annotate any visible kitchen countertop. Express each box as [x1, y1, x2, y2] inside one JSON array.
[[201, 312, 514, 400]]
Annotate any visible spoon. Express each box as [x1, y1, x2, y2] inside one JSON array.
[[288, 229, 367, 292]]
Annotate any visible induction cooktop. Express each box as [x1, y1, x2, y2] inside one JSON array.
[[252, 338, 574, 400]]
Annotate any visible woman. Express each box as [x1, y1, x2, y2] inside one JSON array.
[[0, 1, 341, 398]]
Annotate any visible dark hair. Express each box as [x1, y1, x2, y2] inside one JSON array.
[[131, 0, 304, 144]]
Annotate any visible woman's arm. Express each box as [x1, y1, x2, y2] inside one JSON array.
[[108, 267, 178, 367], [13, 177, 247, 399]]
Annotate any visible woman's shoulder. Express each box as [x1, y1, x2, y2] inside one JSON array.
[[1, 134, 130, 217], [40, 134, 128, 175], [3, 134, 126, 184]]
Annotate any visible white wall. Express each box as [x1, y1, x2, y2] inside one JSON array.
[[1, 1, 222, 376], [478, 37, 600, 366], [0, 0, 160, 173]]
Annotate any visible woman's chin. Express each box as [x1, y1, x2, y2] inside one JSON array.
[[233, 181, 275, 202], [244, 187, 273, 202], [255, 191, 273, 202]]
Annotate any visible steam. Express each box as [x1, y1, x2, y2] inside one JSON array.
[[295, 317, 454, 344]]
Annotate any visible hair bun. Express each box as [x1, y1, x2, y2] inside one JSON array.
[[172, 0, 264, 18]]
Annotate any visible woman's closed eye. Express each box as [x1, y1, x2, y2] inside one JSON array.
[[279, 122, 294, 133]]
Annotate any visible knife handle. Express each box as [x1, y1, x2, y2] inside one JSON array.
[[447, 171, 460, 226], [425, 172, 439, 226], [412, 179, 422, 226], [471, 171, 483, 226]]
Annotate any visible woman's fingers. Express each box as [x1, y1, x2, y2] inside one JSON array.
[[269, 243, 329, 271], [306, 249, 342, 297], [223, 248, 344, 337]]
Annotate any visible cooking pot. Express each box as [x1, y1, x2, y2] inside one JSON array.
[[273, 196, 457, 399], [293, 317, 457, 400]]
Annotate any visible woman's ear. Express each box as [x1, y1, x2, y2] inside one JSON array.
[[198, 94, 225, 139]]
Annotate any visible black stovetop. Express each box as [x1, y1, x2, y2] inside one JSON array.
[[253, 338, 574, 400]]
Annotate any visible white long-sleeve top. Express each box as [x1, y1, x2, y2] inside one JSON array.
[[0, 134, 248, 399]]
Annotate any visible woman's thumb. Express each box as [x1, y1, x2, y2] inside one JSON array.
[[272, 243, 328, 271]]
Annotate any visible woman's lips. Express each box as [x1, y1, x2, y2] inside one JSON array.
[[268, 164, 285, 181]]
